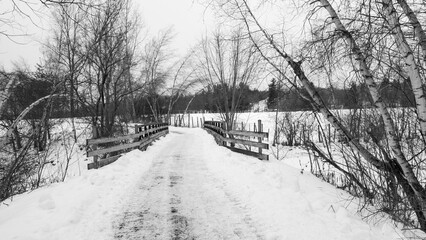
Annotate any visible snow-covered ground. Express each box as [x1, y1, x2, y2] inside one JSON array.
[[250, 99, 268, 112], [0, 127, 419, 239]]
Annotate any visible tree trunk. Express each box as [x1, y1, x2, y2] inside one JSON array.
[[383, 0, 426, 139], [0, 76, 16, 115], [396, 0, 426, 62]]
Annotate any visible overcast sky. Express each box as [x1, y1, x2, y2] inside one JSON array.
[[0, 0, 313, 91], [0, 0, 215, 71]]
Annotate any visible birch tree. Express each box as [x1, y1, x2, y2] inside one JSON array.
[[209, 0, 426, 232], [0, 75, 17, 117], [382, 0, 426, 140], [317, 0, 426, 229]]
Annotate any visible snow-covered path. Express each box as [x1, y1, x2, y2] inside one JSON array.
[[114, 127, 263, 239], [0, 127, 413, 239]]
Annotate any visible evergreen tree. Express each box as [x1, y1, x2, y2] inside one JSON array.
[[267, 78, 278, 109]]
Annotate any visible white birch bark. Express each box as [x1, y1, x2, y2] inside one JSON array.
[[239, 0, 387, 170], [237, 0, 426, 228], [320, 0, 415, 175], [322, 0, 426, 213], [0, 94, 65, 149], [383, 0, 426, 140], [396, 0, 426, 62], [0, 75, 16, 116]]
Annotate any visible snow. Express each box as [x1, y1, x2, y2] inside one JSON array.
[[0, 127, 421, 239], [201, 131, 405, 239], [251, 99, 268, 112], [0, 141, 167, 239]]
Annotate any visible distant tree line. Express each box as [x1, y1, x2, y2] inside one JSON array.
[[267, 78, 415, 111], [170, 83, 265, 113], [0, 74, 266, 122], [2, 72, 416, 122], [0, 67, 89, 121]]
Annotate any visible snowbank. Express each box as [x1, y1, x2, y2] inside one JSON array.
[[0, 134, 172, 240], [198, 128, 414, 239]]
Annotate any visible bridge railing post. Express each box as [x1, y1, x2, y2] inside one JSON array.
[[258, 119, 262, 156], [91, 124, 99, 168], [222, 121, 227, 147]]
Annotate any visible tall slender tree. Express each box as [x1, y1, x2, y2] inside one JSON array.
[[197, 29, 261, 130], [208, 0, 426, 231]]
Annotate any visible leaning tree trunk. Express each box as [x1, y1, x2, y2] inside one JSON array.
[[0, 94, 65, 149], [396, 0, 426, 62], [318, 0, 412, 186], [0, 76, 16, 115], [383, 0, 426, 140], [381, 0, 426, 229], [241, 0, 387, 169], [241, 0, 426, 231], [319, 0, 426, 231]]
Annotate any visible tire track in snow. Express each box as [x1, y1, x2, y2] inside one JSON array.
[[113, 128, 265, 239], [114, 156, 171, 239], [168, 156, 194, 240]]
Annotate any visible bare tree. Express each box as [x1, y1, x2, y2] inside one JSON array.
[[208, 0, 426, 232], [382, 0, 426, 139], [140, 28, 174, 122], [44, 4, 89, 141], [196, 29, 261, 130], [78, 0, 140, 137], [0, 0, 94, 39], [0, 0, 143, 199], [314, 0, 426, 229], [166, 51, 198, 121]]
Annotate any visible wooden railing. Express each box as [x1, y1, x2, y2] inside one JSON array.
[[86, 123, 169, 169], [203, 120, 269, 160]]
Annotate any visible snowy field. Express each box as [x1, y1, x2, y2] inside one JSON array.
[[0, 127, 418, 239], [0, 111, 425, 239], [172, 109, 421, 167]]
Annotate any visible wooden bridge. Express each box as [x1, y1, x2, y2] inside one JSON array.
[[85, 120, 269, 169], [203, 120, 269, 160], [86, 123, 169, 169]]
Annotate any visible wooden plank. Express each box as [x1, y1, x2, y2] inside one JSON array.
[[223, 137, 269, 149], [87, 154, 121, 170], [205, 121, 222, 125], [86, 123, 169, 170], [226, 147, 269, 160], [228, 130, 268, 139], [87, 132, 144, 145], [205, 125, 225, 134], [139, 131, 167, 149], [87, 141, 141, 157], [204, 124, 224, 134], [204, 126, 267, 150], [205, 123, 268, 138], [87, 126, 168, 145], [141, 126, 167, 136], [204, 127, 269, 160], [204, 127, 223, 139], [139, 136, 156, 149], [136, 122, 168, 128]]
